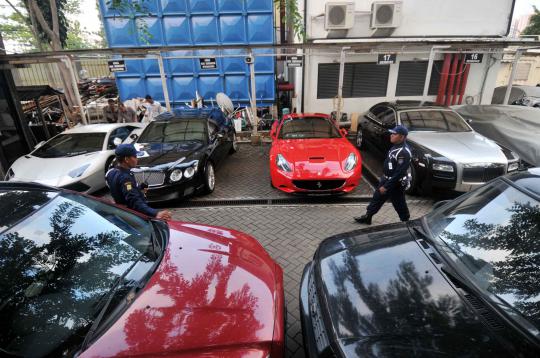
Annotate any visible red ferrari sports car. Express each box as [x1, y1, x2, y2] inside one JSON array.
[[269, 113, 362, 194], [0, 182, 284, 358]]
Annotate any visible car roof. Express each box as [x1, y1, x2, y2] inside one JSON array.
[[63, 123, 137, 134], [505, 167, 540, 198], [0, 181, 59, 192], [376, 101, 449, 111]]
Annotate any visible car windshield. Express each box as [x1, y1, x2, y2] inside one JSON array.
[[400, 110, 471, 132], [425, 180, 540, 329], [279, 117, 341, 139], [33, 133, 106, 158], [138, 120, 207, 143], [0, 190, 159, 357]]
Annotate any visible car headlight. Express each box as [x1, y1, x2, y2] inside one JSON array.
[[432, 163, 454, 172], [344, 153, 357, 172], [276, 154, 292, 172], [169, 169, 183, 182], [68, 164, 90, 178], [184, 166, 196, 178], [508, 162, 519, 172]]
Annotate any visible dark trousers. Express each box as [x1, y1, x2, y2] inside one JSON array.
[[366, 178, 410, 222]]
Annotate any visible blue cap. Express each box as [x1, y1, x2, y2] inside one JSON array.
[[115, 144, 138, 157], [389, 125, 408, 136]]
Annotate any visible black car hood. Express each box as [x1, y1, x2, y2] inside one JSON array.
[[315, 223, 517, 357], [136, 141, 205, 167]]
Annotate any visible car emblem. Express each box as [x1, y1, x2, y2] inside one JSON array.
[[317, 181, 322, 188]]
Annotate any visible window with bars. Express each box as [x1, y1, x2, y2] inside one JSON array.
[[317, 62, 390, 99], [395, 60, 444, 96]]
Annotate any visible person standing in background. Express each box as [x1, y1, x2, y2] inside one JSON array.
[[141, 95, 164, 123], [118, 102, 138, 123], [103, 99, 118, 123]]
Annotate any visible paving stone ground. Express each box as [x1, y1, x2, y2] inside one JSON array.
[[169, 200, 434, 357]]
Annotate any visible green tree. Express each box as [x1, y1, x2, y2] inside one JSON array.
[[522, 6, 540, 36]]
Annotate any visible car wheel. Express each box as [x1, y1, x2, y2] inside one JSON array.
[[201, 161, 215, 194], [405, 164, 419, 195], [105, 157, 114, 174], [229, 132, 238, 154], [355, 127, 364, 149]]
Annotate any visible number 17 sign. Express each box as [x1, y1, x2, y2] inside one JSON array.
[[377, 54, 396, 65]]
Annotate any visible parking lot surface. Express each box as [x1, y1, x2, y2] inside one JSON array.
[[170, 199, 434, 357]]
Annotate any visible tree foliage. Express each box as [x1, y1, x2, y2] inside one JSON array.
[[522, 6, 540, 36]]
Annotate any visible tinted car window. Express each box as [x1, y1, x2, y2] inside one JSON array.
[[0, 191, 156, 357], [426, 180, 540, 328], [139, 120, 207, 143], [33, 133, 106, 158], [279, 117, 341, 139], [369, 105, 388, 118], [108, 127, 131, 148], [400, 110, 471, 132]]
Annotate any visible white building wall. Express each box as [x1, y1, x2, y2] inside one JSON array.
[[302, 49, 503, 115], [306, 0, 514, 39]]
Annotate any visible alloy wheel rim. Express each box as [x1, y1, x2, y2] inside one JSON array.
[[207, 163, 215, 190]]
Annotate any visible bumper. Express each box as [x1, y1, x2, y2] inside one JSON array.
[[427, 164, 511, 192], [271, 169, 361, 195], [145, 179, 200, 202]]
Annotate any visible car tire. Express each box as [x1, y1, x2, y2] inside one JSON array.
[[105, 157, 114, 174], [201, 161, 216, 194], [355, 127, 364, 149], [229, 132, 238, 154], [405, 164, 419, 195]]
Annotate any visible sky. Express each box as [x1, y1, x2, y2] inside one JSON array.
[[1, 0, 540, 53]]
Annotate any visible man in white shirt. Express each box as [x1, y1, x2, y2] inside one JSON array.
[[141, 95, 164, 123]]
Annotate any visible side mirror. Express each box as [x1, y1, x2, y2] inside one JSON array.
[[340, 128, 348, 136], [34, 141, 46, 149], [130, 133, 139, 141], [432, 200, 451, 211], [113, 137, 123, 146], [466, 119, 473, 124]]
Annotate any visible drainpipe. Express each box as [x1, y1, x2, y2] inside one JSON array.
[[458, 63, 471, 105], [336, 46, 349, 123], [249, 49, 259, 138], [503, 49, 523, 104], [423, 45, 450, 100], [436, 54, 452, 105], [452, 55, 465, 105], [156, 52, 172, 112], [445, 54, 459, 106]]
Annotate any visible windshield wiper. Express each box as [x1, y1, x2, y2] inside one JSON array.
[[80, 252, 147, 350]]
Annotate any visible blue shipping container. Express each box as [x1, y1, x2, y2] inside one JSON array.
[[99, 0, 275, 108]]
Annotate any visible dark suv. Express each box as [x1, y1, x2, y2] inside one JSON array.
[[300, 168, 540, 357]]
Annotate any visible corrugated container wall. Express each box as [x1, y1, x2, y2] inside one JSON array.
[[99, 0, 275, 108]]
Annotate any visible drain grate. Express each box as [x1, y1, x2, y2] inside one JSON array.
[[175, 196, 372, 208]]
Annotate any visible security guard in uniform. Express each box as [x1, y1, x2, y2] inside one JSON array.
[[355, 125, 411, 225], [106, 144, 172, 220]]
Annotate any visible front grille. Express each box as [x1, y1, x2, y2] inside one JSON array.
[[462, 165, 505, 183], [293, 180, 345, 191], [133, 171, 166, 187], [308, 275, 330, 353]]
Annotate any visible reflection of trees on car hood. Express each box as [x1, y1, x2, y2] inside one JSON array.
[[441, 202, 540, 325]]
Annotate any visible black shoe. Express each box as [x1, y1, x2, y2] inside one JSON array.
[[354, 215, 372, 225]]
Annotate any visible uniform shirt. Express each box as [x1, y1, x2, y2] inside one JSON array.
[[118, 107, 137, 123], [105, 166, 158, 217], [103, 106, 117, 123], [382, 141, 412, 189]]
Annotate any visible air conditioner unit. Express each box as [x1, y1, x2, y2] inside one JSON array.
[[371, 1, 402, 28], [325, 2, 355, 31]]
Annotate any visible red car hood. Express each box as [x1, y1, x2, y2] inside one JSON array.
[[81, 221, 278, 357], [276, 138, 356, 178]]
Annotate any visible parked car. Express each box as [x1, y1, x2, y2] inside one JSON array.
[[492, 85, 540, 107], [131, 108, 237, 202], [269, 113, 362, 194], [300, 168, 540, 357], [0, 181, 284, 357], [454, 104, 540, 167], [5, 123, 143, 193], [354, 101, 520, 194]]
